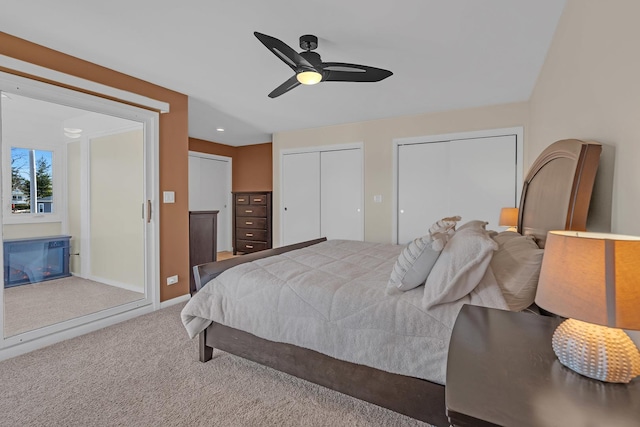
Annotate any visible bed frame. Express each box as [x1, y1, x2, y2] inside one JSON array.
[[193, 139, 602, 427]]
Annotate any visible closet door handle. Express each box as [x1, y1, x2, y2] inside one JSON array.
[[147, 200, 152, 223]]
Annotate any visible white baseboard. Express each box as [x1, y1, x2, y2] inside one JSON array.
[[159, 293, 190, 309], [86, 275, 145, 293]]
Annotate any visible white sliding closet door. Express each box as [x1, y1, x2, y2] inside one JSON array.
[[448, 136, 516, 229], [282, 152, 321, 245], [397, 135, 517, 244], [320, 149, 363, 241], [397, 142, 449, 244]]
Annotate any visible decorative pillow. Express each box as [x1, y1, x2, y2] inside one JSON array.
[[429, 215, 462, 250], [423, 226, 498, 307], [388, 216, 461, 291], [490, 232, 544, 311], [492, 230, 521, 246], [456, 220, 489, 232]]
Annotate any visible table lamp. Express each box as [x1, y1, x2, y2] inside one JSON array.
[[498, 207, 519, 232], [535, 231, 640, 383]]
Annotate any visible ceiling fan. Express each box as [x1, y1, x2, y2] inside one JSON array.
[[254, 32, 393, 98]]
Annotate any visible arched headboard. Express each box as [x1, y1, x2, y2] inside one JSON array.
[[518, 139, 602, 248]]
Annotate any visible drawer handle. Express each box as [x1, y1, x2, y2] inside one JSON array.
[[245, 210, 253, 213], [246, 233, 253, 237], [245, 221, 253, 225], [246, 245, 254, 249], [254, 198, 262, 202], [238, 198, 245, 202]]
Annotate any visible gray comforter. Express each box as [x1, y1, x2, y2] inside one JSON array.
[[181, 240, 507, 384]]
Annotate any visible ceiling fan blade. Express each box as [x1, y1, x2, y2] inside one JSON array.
[[322, 62, 393, 82], [254, 32, 314, 72], [268, 75, 301, 98]]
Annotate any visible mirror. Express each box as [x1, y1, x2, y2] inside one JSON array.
[[1, 91, 147, 338]]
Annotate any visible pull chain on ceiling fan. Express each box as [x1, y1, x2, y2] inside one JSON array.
[[254, 32, 393, 98]]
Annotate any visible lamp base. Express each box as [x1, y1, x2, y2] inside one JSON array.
[[552, 318, 640, 383]]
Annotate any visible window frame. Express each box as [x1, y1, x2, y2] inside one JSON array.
[[2, 139, 65, 225]]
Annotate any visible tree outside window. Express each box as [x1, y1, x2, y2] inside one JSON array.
[[11, 147, 54, 214]]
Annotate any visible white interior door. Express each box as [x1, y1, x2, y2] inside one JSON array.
[[321, 149, 363, 241], [188, 153, 232, 252], [282, 152, 320, 245]]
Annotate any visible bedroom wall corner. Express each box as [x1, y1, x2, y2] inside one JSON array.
[[0, 31, 191, 303], [528, 0, 640, 237]]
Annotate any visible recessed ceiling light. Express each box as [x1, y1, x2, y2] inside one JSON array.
[[64, 133, 82, 139], [63, 127, 83, 133], [216, 128, 225, 132]]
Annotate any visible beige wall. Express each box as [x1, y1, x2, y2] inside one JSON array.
[[90, 130, 144, 291], [273, 102, 529, 245], [529, 0, 640, 236], [528, 0, 640, 345], [3, 223, 62, 239]]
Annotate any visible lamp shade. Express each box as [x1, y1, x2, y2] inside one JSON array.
[[498, 207, 519, 227], [535, 231, 640, 330]]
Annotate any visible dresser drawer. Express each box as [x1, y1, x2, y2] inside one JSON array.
[[236, 228, 267, 241], [237, 217, 267, 229], [235, 195, 250, 205], [250, 195, 267, 205], [236, 240, 268, 253], [236, 206, 267, 217]]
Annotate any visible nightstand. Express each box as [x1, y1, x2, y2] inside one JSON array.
[[446, 305, 640, 427]]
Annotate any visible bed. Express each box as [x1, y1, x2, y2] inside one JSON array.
[[181, 139, 602, 427]]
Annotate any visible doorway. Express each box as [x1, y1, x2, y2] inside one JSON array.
[[0, 72, 158, 355], [188, 152, 232, 252]]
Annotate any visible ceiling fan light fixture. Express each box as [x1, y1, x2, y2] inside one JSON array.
[[296, 71, 322, 85]]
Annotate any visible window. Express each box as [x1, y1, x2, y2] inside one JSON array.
[[10, 148, 54, 215]]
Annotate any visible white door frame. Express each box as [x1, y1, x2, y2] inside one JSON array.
[[279, 142, 364, 245], [392, 127, 524, 244], [0, 70, 160, 360]]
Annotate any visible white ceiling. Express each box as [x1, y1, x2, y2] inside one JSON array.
[[1, 0, 566, 146]]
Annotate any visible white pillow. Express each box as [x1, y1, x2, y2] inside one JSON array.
[[388, 235, 441, 291], [388, 216, 462, 291], [490, 232, 544, 311], [423, 226, 498, 307]]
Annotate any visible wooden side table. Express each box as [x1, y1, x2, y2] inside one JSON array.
[[446, 305, 640, 427]]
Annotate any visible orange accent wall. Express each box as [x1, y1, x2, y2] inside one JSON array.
[[235, 143, 273, 192], [189, 138, 272, 192], [0, 32, 189, 302]]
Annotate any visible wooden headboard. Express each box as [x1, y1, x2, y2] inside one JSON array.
[[518, 139, 602, 248]]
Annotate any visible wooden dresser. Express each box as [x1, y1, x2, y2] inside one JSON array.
[[189, 210, 218, 295], [233, 192, 272, 255]]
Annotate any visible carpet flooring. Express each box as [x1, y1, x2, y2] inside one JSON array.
[[4, 276, 144, 337], [0, 302, 432, 427]]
